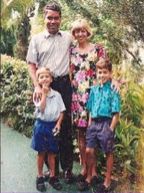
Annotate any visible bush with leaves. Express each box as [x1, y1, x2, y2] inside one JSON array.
[[113, 66, 144, 177], [1, 55, 34, 137]]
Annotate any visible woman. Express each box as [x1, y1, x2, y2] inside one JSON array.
[[70, 19, 108, 184]]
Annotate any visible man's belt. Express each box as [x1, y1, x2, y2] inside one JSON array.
[[54, 74, 69, 81]]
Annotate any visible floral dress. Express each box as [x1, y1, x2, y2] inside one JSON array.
[[70, 44, 107, 128]]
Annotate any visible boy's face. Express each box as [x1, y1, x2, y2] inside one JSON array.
[[97, 68, 112, 85], [38, 72, 52, 87]]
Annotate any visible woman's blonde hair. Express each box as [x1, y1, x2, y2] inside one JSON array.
[[71, 19, 93, 38], [36, 67, 53, 80]]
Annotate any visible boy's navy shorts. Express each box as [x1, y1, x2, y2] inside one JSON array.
[[86, 118, 114, 153], [31, 119, 59, 153]]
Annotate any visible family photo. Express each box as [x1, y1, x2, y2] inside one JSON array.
[[1, 0, 144, 192]]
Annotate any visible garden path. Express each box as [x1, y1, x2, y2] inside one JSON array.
[[1, 123, 92, 193]]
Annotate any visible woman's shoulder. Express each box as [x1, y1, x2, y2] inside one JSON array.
[[70, 43, 77, 54]]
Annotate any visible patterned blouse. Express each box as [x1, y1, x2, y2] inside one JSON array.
[[70, 44, 107, 128]]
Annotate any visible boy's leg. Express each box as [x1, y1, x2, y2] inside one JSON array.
[[48, 152, 56, 177], [36, 152, 46, 192], [85, 147, 95, 183], [48, 152, 62, 190], [37, 152, 45, 177], [91, 149, 97, 177], [104, 152, 113, 187], [77, 147, 96, 191]]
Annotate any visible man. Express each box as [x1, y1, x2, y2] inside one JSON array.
[[26, 1, 73, 183]]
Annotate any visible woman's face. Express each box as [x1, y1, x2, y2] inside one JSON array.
[[73, 28, 89, 43]]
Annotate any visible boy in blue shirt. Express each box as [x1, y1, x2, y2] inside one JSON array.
[[80, 58, 121, 192], [31, 67, 66, 191]]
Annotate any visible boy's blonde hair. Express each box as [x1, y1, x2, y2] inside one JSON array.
[[36, 67, 53, 80], [96, 58, 112, 72], [71, 19, 92, 38]]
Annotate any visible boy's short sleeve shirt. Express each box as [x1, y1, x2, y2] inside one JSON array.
[[86, 81, 120, 118], [34, 89, 66, 122]]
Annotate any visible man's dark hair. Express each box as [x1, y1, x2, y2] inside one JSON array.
[[43, 1, 61, 16]]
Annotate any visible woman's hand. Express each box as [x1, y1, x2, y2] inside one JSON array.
[[111, 79, 121, 92]]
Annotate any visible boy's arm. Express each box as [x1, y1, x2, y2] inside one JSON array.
[[38, 85, 49, 113], [54, 112, 64, 132], [88, 113, 92, 127], [110, 113, 119, 131], [39, 93, 47, 113]]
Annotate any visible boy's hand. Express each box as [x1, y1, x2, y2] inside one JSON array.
[[42, 84, 49, 95], [52, 126, 60, 136]]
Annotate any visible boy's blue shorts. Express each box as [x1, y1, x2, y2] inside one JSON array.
[[31, 119, 59, 153], [86, 118, 114, 153]]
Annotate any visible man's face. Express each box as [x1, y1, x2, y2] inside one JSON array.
[[44, 10, 61, 34], [97, 68, 112, 85]]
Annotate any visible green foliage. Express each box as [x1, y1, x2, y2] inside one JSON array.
[[115, 120, 140, 173], [102, 0, 144, 42], [1, 55, 34, 137], [14, 15, 31, 60], [0, 27, 16, 56], [1, 0, 35, 58], [113, 67, 144, 175]]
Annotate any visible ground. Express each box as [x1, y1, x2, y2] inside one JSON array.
[[1, 123, 142, 193], [1, 123, 90, 193]]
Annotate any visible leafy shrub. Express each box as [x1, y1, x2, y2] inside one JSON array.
[[1, 55, 144, 179], [1, 55, 34, 137], [113, 67, 144, 175]]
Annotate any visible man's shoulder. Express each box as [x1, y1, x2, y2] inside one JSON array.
[[30, 31, 45, 41], [60, 30, 71, 39]]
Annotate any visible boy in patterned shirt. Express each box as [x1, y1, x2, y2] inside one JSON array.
[[80, 58, 121, 192]]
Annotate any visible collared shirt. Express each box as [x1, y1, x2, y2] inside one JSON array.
[[86, 81, 121, 118], [26, 30, 72, 77], [34, 88, 66, 121]]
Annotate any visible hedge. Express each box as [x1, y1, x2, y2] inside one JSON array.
[[1, 55, 34, 137]]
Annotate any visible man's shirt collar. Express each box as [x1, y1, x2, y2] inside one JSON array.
[[44, 30, 62, 38]]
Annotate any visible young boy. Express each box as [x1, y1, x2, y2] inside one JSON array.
[[31, 67, 65, 192], [80, 58, 121, 191]]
